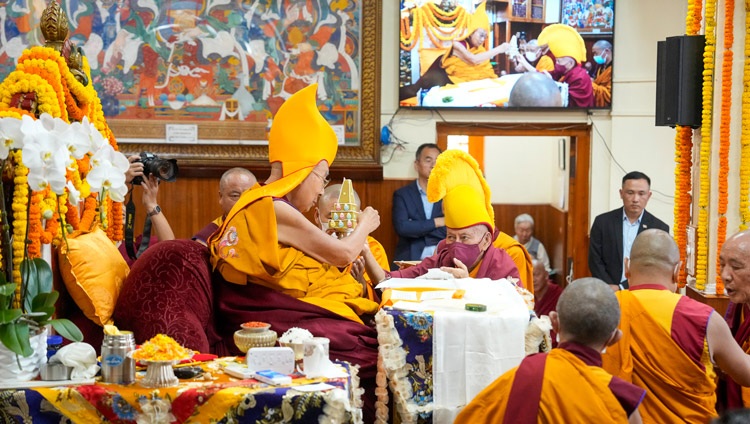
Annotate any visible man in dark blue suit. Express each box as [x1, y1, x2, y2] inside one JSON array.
[[588, 171, 670, 290], [392, 143, 446, 268]]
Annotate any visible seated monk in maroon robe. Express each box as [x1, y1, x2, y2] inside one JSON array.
[[718, 229, 750, 410], [364, 150, 521, 287], [537, 24, 594, 108], [192, 168, 257, 246], [455, 278, 645, 423], [533, 259, 562, 347]]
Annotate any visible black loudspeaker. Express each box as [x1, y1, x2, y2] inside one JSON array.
[[655, 35, 705, 128]]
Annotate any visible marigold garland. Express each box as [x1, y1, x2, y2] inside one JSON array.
[[740, 1, 750, 231], [10, 151, 27, 297], [694, 0, 718, 291], [713, 0, 734, 295], [400, 3, 471, 51], [674, 126, 693, 287], [0, 43, 125, 286]]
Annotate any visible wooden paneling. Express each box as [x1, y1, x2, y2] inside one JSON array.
[[130, 178, 570, 275], [686, 285, 729, 317], [494, 204, 567, 285]]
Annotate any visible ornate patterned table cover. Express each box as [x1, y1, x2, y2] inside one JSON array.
[[0, 361, 361, 423], [376, 308, 435, 423]]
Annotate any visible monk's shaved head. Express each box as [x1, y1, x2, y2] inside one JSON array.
[[557, 278, 620, 346], [508, 72, 563, 107], [319, 184, 361, 211], [720, 229, 750, 304], [593, 40, 612, 51], [629, 229, 679, 279]]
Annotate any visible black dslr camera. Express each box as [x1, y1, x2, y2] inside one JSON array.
[[131, 152, 178, 185]]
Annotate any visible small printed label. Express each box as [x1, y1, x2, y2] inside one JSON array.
[[105, 354, 124, 367], [166, 124, 198, 143]]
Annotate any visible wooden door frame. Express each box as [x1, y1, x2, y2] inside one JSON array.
[[436, 122, 591, 282]]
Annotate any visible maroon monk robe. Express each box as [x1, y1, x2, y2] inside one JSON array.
[[389, 240, 521, 283], [721, 302, 750, 410], [213, 276, 379, 422], [550, 63, 595, 108]]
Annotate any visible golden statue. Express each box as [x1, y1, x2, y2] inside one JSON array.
[[40, 1, 88, 86]]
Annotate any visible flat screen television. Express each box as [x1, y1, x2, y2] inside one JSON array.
[[398, 0, 615, 110]]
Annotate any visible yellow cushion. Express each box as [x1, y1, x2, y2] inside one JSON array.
[[58, 227, 129, 326]]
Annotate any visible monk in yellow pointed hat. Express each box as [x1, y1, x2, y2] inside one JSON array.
[[365, 150, 523, 287], [536, 23, 595, 108], [208, 84, 382, 324], [399, 2, 512, 101]]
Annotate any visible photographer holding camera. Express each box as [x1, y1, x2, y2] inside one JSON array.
[[122, 153, 178, 262]]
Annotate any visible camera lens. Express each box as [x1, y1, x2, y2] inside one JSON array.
[[146, 159, 178, 182]]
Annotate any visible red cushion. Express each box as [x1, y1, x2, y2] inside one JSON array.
[[113, 239, 217, 353]]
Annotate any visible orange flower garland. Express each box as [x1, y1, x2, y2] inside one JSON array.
[[674, 126, 693, 287], [713, 0, 734, 295], [695, 0, 718, 291], [10, 151, 27, 293], [740, 0, 750, 230]]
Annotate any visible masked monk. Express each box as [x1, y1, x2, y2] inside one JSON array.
[[718, 229, 750, 410], [537, 23, 595, 108], [365, 150, 521, 286], [456, 278, 646, 423], [591, 39, 613, 108], [602, 229, 750, 423]]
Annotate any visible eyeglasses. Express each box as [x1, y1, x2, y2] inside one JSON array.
[[311, 170, 331, 188]]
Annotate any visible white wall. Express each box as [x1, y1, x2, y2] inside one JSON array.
[[380, 0, 687, 232], [484, 136, 568, 208]]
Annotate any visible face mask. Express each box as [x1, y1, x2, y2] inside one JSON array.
[[554, 63, 569, 74], [438, 241, 483, 269], [593, 55, 606, 65], [525, 52, 538, 62]]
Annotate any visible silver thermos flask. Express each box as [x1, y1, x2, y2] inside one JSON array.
[[101, 331, 136, 384]]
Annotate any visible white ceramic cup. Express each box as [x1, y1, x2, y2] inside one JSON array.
[[303, 337, 330, 377]]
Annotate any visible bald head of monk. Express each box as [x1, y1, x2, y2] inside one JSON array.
[[508, 72, 563, 107], [720, 229, 750, 304], [626, 229, 680, 292], [552, 277, 621, 351]]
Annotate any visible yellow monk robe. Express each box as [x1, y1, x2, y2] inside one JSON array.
[[593, 64, 612, 107], [493, 231, 534, 294], [345, 236, 389, 302], [456, 342, 643, 423], [211, 194, 379, 324], [602, 286, 716, 423], [442, 45, 498, 84], [535, 55, 554, 72]]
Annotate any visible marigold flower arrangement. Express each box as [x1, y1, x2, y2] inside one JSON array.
[[131, 334, 193, 362], [0, 2, 128, 358]]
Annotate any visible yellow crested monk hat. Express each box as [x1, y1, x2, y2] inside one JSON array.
[[426, 150, 494, 232], [458, 2, 490, 44], [538, 23, 587, 63], [263, 83, 338, 196]]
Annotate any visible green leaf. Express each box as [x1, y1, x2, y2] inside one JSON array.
[[0, 308, 22, 324], [50, 319, 83, 342], [0, 321, 32, 357], [0, 282, 15, 297], [31, 291, 59, 311], [30, 306, 54, 323], [21, 258, 52, 313]]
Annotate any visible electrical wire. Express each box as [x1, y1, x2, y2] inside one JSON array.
[[588, 115, 674, 201]]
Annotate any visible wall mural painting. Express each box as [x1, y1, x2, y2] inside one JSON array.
[[0, 0, 363, 145]]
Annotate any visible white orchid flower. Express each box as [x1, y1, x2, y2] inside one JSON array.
[[79, 116, 107, 152], [22, 129, 68, 194], [19, 114, 45, 145], [62, 121, 93, 160], [38, 113, 70, 135], [87, 145, 129, 202], [66, 180, 80, 206], [0, 117, 24, 159]]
